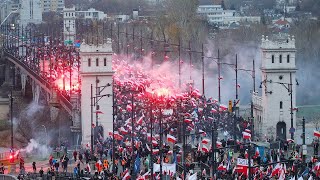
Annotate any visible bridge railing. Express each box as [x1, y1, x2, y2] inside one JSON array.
[[0, 152, 10, 161], [0, 174, 18, 180]]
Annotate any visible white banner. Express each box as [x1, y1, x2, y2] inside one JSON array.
[[153, 163, 176, 174], [236, 158, 253, 167]]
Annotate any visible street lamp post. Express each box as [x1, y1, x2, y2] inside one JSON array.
[[90, 84, 94, 153]]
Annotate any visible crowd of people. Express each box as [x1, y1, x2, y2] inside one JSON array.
[[3, 28, 320, 180]]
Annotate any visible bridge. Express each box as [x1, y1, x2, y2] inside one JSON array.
[[0, 24, 82, 145]]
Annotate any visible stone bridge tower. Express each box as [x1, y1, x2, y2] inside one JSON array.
[[80, 39, 114, 146], [260, 34, 297, 141]]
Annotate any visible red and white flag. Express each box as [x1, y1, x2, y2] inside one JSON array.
[[167, 134, 176, 144], [146, 144, 151, 151], [152, 149, 159, 155], [152, 140, 158, 146], [244, 129, 251, 133], [217, 163, 227, 171], [242, 131, 251, 140], [216, 141, 222, 148], [199, 129, 207, 136], [286, 139, 294, 143], [314, 130, 320, 138], [122, 169, 131, 180], [94, 110, 104, 114], [211, 108, 218, 113], [202, 145, 209, 153], [119, 127, 129, 135], [219, 104, 228, 111], [126, 104, 132, 112], [136, 116, 144, 125], [201, 138, 210, 144], [184, 119, 192, 124]]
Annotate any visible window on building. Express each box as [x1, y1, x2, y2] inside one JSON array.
[[96, 58, 99, 66], [88, 58, 91, 67], [272, 55, 274, 63], [287, 54, 290, 63], [104, 58, 107, 66], [280, 101, 283, 109], [279, 55, 282, 63]]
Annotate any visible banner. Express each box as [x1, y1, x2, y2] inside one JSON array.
[[153, 163, 176, 174]]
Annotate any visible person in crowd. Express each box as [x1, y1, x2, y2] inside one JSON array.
[[32, 162, 36, 173]]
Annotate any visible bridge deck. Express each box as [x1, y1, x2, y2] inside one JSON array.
[[2, 50, 72, 114]]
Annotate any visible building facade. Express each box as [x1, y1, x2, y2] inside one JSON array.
[[197, 4, 260, 28], [41, 0, 64, 12], [259, 34, 297, 141], [75, 8, 107, 20], [80, 40, 114, 146], [63, 7, 76, 44], [20, 0, 43, 27]]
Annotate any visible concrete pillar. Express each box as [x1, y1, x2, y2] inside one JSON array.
[[20, 73, 27, 96], [32, 81, 40, 104]]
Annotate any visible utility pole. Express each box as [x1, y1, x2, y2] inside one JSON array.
[[202, 44, 205, 95], [90, 84, 94, 153], [251, 59, 255, 140], [290, 72, 294, 140], [302, 117, 306, 164], [218, 49, 221, 103], [235, 54, 238, 100]]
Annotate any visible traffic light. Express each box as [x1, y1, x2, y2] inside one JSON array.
[[228, 100, 233, 113]]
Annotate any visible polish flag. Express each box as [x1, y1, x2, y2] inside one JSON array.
[[202, 145, 209, 153], [199, 129, 207, 136], [242, 131, 251, 140], [244, 129, 251, 133], [207, 116, 214, 121], [126, 104, 132, 112], [152, 149, 159, 154], [108, 132, 113, 136], [119, 127, 129, 135], [147, 133, 156, 141], [211, 108, 218, 113], [184, 119, 192, 124], [184, 113, 192, 117], [201, 138, 210, 144], [217, 163, 227, 171], [136, 116, 144, 125], [167, 150, 173, 155], [286, 139, 294, 143], [146, 144, 151, 151], [122, 170, 131, 180], [95, 110, 104, 114], [167, 134, 176, 144], [271, 164, 281, 177], [219, 104, 228, 111], [216, 141, 222, 148], [114, 131, 124, 141], [152, 140, 158, 146], [187, 126, 194, 131], [314, 130, 320, 138]]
